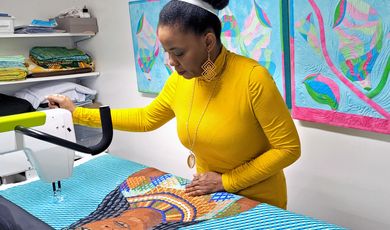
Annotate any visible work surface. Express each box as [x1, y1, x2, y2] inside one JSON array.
[[0, 154, 345, 229]]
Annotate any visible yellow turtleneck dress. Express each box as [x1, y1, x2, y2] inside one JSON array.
[[72, 47, 300, 209]]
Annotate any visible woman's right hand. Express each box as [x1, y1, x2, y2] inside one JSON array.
[[46, 94, 76, 113]]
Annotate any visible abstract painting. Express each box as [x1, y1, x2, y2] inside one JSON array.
[[219, 0, 290, 105], [129, 0, 171, 94], [290, 0, 390, 134], [129, 0, 290, 101]]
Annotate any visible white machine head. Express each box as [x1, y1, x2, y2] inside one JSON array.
[[0, 106, 112, 185]]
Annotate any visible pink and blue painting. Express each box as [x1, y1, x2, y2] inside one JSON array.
[[129, 0, 171, 94], [290, 0, 390, 134], [219, 0, 290, 106], [129, 0, 289, 100]]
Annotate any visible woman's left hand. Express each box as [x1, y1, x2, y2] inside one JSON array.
[[185, 172, 224, 196]]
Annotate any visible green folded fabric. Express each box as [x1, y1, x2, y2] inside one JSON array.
[[30, 47, 92, 68]]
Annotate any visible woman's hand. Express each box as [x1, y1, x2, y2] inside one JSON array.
[[185, 172, 224, 196], [46, 94, 76, 112]]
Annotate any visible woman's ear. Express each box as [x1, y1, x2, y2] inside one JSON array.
[[204, 32, 217, 52]]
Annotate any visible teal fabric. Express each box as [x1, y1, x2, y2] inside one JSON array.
[[0, 62, 26, 68], [0, 55, 25, 63], [0, 55, 26, 68], [0, 154, 344, 230], [0, 154, 146, 229], [182, 204, 346, 230]]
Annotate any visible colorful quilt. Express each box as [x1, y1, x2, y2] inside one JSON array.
[[66, 167, 259, 229], [290, 0, 390, 134], [0, 154, 345, 230], [128, 0, 290, 102]]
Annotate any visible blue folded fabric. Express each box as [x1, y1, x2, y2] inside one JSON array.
[[0, 62, 26, 68], [30, 19, 57, 28], [0, 55, 25, 63]]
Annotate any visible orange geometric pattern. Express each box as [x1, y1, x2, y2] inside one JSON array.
[[75, 167, 260, 229], [120, 168, 259, 223]]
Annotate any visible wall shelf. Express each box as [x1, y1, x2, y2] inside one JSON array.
[[0, 72, 99, 86], [0, 32, 98, 86], [0, 32, 96, 38]]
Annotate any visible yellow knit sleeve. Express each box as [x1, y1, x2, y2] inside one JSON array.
[[222, 66, 301, 193], [72, 74, 177, 132]]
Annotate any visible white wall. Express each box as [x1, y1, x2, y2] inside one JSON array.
[[2, 1, 389, 229], [287, 122, 390, 229]]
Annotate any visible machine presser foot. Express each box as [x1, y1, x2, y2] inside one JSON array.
[[51, 181, 64, 203]]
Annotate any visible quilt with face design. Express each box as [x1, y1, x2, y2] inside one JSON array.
[[66, 167, 259, 230]]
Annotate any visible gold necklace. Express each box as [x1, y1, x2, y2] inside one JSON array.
[[186, 78, 219, 168]]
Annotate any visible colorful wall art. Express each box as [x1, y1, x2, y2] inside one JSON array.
[[290, 0, 390, 134], [218, 0, 290, 104], [129, 0, 171, 94], [129, 0, 389, 134], [129, 0, 289, 101]]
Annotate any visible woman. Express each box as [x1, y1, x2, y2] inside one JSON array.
[[47, 0, 300, 209]]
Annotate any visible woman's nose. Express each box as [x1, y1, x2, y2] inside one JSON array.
[[167, 53, 179, 67]]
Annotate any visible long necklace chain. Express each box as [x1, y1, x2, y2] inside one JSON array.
[[186, 78, 219, 167]]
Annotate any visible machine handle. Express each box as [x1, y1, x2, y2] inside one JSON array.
[[15, 106, 113, 155]]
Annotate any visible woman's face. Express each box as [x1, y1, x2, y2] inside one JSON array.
[[157, 24, 208, 79]]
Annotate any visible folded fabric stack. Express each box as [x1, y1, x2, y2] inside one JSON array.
[[0, 55, 28, 81], [14, 81, 97, 109], [14, 18, 64, 34], [27, 46, 94, 77], [15, 26, 63, 34]]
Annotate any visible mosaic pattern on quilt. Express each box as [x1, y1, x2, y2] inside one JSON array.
[[69, 167, 259, 229]]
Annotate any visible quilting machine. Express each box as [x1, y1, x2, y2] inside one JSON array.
[[0, 106, 113, 229], [0, 106, 113, 192]]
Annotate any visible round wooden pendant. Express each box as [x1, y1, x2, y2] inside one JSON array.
[[187, 153, 196, 168]]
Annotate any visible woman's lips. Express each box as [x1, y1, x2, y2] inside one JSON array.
[[177, 70, 186, 75]]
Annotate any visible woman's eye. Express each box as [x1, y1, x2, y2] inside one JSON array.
[[174, 51, 184, 56]]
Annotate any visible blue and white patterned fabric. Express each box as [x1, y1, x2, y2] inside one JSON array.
[[0, 154, 345, 230]]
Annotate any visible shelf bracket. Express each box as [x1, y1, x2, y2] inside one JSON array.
[[73, 35, 94, 47]]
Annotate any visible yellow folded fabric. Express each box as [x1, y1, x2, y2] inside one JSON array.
[[0, 68, 27, 81]]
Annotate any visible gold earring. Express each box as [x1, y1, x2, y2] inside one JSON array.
[[201, 51, 216, 81]]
